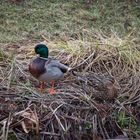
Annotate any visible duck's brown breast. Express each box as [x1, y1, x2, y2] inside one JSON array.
[[29, 57, 46, 79]]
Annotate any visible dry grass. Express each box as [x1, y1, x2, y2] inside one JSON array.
[[0, 30, 140, 140]]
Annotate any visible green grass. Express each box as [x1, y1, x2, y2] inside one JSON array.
[[117, 111, 140, 138], [0, 0, 140, 43]]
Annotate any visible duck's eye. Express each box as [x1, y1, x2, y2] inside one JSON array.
[[35, 45, 41, 51]]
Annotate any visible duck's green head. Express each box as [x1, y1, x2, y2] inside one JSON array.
[[35, 43, 49, 58]]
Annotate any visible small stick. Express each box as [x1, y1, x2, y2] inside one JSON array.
[[41, 34, 49, 43]]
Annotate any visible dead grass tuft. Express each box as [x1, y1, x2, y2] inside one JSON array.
[[0, 31, 140, 139]]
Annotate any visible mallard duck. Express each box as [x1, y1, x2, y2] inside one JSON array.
[[29, 43, 71, 94]]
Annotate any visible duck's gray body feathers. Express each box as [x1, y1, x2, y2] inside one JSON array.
[[29, 57, 70, 82]]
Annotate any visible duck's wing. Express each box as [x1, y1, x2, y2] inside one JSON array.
[[45, 59, 70, 73]]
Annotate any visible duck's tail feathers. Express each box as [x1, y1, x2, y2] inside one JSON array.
[[58, 63, 71, 73]]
